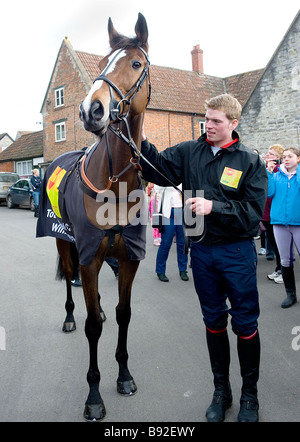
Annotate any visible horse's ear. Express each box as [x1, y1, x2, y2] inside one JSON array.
[[135, 13, 148, 49], [108, 17, 120, 48]]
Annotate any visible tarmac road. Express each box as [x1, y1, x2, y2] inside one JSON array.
[[0, 205, 299, 422]]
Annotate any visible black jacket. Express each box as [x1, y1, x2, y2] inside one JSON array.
[[30, 175, 41, 191], [141, 132, 268, 244]]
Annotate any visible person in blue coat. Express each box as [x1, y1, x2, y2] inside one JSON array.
[[267, 147, 300, 308], [30, 169, 42, 217]]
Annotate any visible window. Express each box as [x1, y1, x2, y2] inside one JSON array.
[[199, 121, 205, 136], [14, 180, 25, 188], [55, 122, 66, 142], [55, 87, 64, 107], [16, 160, 32, 176]]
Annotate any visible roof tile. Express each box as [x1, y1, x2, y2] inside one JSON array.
[[75, 49, 263, 114], [0, 131, 43, 162]]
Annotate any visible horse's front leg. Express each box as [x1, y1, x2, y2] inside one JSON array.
[[81, 263, 106, 422], [115, 260, 139, 396]]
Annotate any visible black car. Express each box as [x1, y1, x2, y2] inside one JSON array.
[[6, 178, 35, 211]]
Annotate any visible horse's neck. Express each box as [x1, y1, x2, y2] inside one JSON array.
[[83, 114, 145, 229], [86, 115, 143, 193]]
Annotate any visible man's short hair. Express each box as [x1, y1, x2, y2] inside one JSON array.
[[205, 94, 242, 121]]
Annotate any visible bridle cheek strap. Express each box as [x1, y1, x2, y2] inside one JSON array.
[[94, 46, 151, 121]]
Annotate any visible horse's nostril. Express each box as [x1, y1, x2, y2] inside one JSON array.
[[90, 100, 104, 121]]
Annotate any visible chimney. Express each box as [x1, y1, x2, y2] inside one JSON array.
[[191, 44, 203, 74]]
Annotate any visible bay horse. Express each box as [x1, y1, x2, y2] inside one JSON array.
[[38, 13, 150, 421]]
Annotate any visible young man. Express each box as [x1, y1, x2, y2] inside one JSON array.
[[140, 94, 268, 422]]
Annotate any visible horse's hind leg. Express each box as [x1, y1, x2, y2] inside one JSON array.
[[98, 293, 106, 322], [63, 280, 76, 333], [56, 239, 77, 333], [115, 259, 139, 396]]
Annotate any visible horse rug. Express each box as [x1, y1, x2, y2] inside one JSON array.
[[36, 150, 147, 266]]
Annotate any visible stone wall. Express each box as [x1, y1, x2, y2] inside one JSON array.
[[237, 13, 300, 153]]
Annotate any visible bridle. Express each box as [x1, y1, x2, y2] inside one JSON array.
[[79, 45, 182, 199], [78, 45, 204, 244], [79, 46, 151, 197], [94, 46, 151, 121]]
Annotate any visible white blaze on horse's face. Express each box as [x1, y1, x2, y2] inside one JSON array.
[[81, 79, 104, 116], [80, 49, 127, 135]]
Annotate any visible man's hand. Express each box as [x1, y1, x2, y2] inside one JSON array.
[[267, 161, 277, 173], [186, 197, 213, 215]]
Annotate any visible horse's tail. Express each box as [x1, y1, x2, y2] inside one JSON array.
[[56, 241, 80, 281]]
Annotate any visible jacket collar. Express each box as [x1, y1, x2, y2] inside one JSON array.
[[200, 130, 240, 150]]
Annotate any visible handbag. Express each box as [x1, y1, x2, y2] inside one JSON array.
[[151, 190, 165, 229]]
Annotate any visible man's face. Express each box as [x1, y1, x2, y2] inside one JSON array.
[[205, 109, 238, 147]]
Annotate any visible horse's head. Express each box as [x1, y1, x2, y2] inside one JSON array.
[[80, 13, 150, 137]]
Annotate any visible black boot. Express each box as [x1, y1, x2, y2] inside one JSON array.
[[205, 328, 232, 422], [237, 331, 260, 422], [34, 205, 39, 218], [281, 266, 297, 308]]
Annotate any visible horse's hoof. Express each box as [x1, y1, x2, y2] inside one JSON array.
[[83, 401, 106, 422], [117, 379, 137, 396], [62, 321, 76, 333]]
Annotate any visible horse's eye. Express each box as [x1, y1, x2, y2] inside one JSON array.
[[132, 60, 142, 70]]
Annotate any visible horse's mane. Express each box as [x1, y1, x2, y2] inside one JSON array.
[[111, 34, 148, 52]]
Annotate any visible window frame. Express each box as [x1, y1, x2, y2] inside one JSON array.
[[16, 160, 32, 176], [55, 87, 64, 108], [55, 122, 66, 142], [199, 120, 205, 136]]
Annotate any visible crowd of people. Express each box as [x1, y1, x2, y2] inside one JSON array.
[[146, 134, 300, 312], [253, 145, 300, 308]]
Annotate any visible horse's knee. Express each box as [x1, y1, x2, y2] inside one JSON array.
[[116, 304, 131, 326], [85, 314, 103, 341]]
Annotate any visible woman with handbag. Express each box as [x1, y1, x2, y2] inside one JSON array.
[[153, 184, 189, 282]]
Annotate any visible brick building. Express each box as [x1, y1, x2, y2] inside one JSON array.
[[0, 131, 43, 176], [40, 37, 262, 165]]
